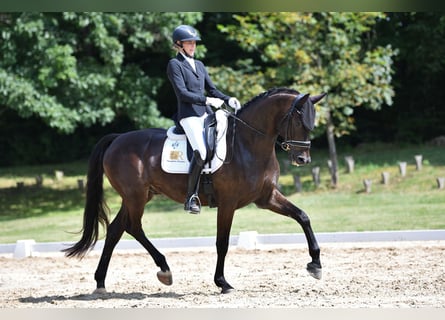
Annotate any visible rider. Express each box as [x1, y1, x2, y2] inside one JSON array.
[[167, 24, 241, 214]]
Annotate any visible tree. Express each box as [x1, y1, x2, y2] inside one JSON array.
[[217, 12, 396, 186], [371, 12, 445, 143], [0, 12, 203, 134]]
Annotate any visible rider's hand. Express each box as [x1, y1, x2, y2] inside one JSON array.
[[228, 97, 242, 111], [206, 97, 224, 108]]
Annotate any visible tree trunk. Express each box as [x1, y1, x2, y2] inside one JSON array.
[[326, 109, 338, 187]]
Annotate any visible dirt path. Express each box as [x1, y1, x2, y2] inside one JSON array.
[[1, 241, 444, 308]]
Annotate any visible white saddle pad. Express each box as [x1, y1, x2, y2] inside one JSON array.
[[161, 110, 228, 174]]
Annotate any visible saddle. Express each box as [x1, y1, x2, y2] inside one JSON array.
[[161, 109, 228, 175]]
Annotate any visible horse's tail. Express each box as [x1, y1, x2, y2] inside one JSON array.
[[63, 133, 120, 259]]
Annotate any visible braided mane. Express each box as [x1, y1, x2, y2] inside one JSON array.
[[241, 87, 300, 110]]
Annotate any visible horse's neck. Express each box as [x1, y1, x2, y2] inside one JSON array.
[[240, 96, 288, 137], [233, 100, 283, 155]]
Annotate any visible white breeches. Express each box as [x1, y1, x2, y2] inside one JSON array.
[[180, 113, 208, 161]]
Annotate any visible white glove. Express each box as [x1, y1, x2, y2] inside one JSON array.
[[228, 97, 241, 111], [206, 97, 224, 108]]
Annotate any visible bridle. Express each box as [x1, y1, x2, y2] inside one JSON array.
[[227, 93, 312, 154], [278, 93, 312, 152]]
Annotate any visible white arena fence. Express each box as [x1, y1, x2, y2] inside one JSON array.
[[1, 230, 444, 259]]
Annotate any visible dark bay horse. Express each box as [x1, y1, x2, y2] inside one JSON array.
[[64, 87, 326, 294]]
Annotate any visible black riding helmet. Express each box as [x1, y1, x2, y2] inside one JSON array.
[[172, 25, 201, 45]]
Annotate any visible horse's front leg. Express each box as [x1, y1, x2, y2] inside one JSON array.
[[256, 188, 322, 280], [214, 206, 236, 294]]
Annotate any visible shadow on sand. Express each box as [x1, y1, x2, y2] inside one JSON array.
[[18, 290, 186, 304]]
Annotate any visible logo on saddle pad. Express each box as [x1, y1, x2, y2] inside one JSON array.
[[169, 141, 185, 160], [161, 110, 228, 174], [169, 150, 184, 160]]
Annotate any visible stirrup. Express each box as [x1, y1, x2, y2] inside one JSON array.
[[184, 194, 201, 214]]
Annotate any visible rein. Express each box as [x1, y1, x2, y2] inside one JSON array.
[[227, 111, 267, 137]]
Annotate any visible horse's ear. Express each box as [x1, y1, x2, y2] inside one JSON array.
[[296, 93, 310, 105], [310, 93, 327, 104]]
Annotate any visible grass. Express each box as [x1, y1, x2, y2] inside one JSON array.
[[0, 143, 444, 244]]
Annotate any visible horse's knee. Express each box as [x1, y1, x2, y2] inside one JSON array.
[[293, 210, 311, 227], [301, 213, 311, 226]]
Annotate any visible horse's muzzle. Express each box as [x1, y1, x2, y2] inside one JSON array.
[[291, 152, 311, 166]]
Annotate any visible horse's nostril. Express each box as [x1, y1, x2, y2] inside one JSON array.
[[297, 155, 311, 164]]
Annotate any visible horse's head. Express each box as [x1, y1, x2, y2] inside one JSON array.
[[279, 92, 327, 166]]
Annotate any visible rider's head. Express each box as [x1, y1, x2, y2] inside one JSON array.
[[172, 25, 201, 58]]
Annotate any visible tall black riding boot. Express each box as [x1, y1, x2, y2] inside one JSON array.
[[184, 151, 205, 214]]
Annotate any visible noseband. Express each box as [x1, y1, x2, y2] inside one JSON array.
[[279, 94, 311, 152], [280, 140, 311, 152]]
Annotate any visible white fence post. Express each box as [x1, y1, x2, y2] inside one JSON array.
[[14, 239, 36, 259]]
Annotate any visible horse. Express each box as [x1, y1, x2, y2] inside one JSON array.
[[63, 87, 327, 294]]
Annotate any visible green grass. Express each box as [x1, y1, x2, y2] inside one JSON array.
[[0, 143, 444, 244]]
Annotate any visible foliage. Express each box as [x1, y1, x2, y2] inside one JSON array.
[[371, 13, 445, 143], [216, 12, 397, 139], [0, 12, 203, 133], [1, 12, 445, 166]]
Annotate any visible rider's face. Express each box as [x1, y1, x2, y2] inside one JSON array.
[[181, 40, 196, 57]]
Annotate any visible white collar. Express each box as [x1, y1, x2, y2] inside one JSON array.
[[180, 52, 196, 71]]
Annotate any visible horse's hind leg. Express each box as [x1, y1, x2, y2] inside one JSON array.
[[125, 197, 172, 286], [126, 226, 172, 286], [94, 206, 126, 293]]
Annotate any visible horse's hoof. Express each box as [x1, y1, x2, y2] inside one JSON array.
[[307, 262, 322, 280], [157, 270, 173, 286], [221, 285, 235, 294], [93, 287, 107, 294], [221, 288, 235, 294]]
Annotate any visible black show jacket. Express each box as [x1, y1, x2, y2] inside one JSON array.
[[167, 53, 230, 121]]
